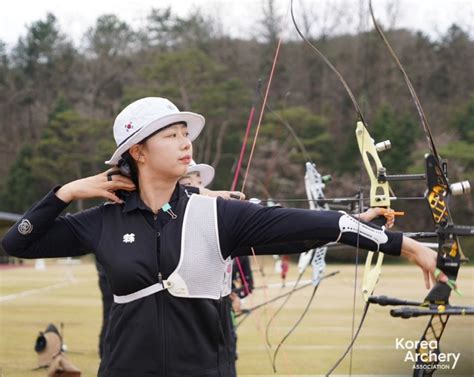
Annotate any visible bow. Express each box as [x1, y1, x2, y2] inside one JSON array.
[[270, 162, 334, 371], [365, 2, 474, 375], [236, 271, 340, 328], [287, 1, 403, 374]]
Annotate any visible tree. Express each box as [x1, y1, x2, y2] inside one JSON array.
[[257, 0, 288, 103], [0, 144, 39, 212], [81, 15, 137, 113], [0, 40, 8, 82], [140, 49, 250, 188], [144, 7, 213, 52], [432, 25, 474, 103], [246, 106, 331, 199], [442, 95, 474, 173], [371, 103, 418, 173], [29, 98, 112, 211], [144, 8, 174, 50], [337, 103, 418, 184], [12, 13, 73, 79], [85, 14, 136, 58], [5, 13, 76, 148]]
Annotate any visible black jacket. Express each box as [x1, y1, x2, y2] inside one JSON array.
[[1, 185, 402, 377]]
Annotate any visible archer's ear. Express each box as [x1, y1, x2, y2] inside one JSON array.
[[128, 144, 143, 161]]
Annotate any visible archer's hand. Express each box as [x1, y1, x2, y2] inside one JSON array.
[[359, 208, 396, 228], [56, 169, 136, 204], [401, 237, 448, 290], [200, 188, 246, 200]]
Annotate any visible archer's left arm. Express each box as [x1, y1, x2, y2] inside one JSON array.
[[216, 199, 402, 259]]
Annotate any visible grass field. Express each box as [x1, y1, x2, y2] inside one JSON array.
[[0, 257, 473, 377]]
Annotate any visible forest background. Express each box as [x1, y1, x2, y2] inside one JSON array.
[[0, 0, 473, 258]]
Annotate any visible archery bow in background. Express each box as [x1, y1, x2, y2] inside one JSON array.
[[270, 162, 337, 372], [248, 85, 341, 363]]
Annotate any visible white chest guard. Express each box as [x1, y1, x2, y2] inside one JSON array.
[[165, 194, 232, 299], [114, 195, 232, 304]]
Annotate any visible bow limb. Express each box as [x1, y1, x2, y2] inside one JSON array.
[[368, 2, 474, 375], [368, 0, 442, 169]]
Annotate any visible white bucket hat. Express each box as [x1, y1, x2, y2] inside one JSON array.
[[105, 97, 205, 165], [187, 160, 215, 187]]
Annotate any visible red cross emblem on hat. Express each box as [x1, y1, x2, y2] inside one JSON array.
[[125, 122, 133, 132]]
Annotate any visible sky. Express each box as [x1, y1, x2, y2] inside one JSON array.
[[1, 0, 473, 50]]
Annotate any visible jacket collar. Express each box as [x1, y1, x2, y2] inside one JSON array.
[[122, 183, 186, 214]]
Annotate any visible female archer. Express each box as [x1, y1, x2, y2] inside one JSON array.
[[2, 97, 446, 377]]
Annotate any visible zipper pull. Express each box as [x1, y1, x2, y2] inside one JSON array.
[[158, 272, 163, 285]]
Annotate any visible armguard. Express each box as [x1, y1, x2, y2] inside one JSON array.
[[336, 213, 388, 252]]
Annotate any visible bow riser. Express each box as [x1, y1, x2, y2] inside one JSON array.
[[355, 121, 392, 302], [355, 122, 391, 208]]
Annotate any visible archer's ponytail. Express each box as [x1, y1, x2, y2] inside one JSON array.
[[119, 151, 140, 192]]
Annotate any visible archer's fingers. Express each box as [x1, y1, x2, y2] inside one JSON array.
[[103, 168, 122, 177], [104, 177, 136, 191], [230, 192, 245, 200], [102, 169, 134, 184], [385, 216, 395, 228], [424, 269, 431, 290], [101, 190, 124, 204], [372, 208, 385, 216]]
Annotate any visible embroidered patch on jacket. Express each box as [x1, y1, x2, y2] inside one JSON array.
[[123, 233, 135, 243], [18, 219, 33, 235]]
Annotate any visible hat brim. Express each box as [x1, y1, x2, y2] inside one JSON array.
[[105, 112, 205, 165], [187, 164, 215, 187]]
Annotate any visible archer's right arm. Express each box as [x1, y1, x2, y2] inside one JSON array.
[[2, 169, 135, 259], [1, 186, 106, 258]]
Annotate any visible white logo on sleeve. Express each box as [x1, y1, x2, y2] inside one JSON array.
[[123, 233, 135, 243], [18, 219, 33, 235]]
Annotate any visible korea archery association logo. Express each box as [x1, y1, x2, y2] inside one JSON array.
[[18, 219, 33, 235]]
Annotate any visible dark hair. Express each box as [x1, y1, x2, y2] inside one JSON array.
[[120, 152, 140, 190]]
